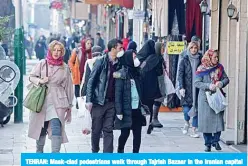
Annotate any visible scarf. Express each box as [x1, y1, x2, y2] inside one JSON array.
[[79, 39, 92, 80], [196, 49, 224, 83], [187, 50, 201, 117], [46, 50, 63, 66]]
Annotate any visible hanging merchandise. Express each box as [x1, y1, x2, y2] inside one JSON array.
[[185, 0, 203, 42], [165, 35, 183, 109], [168, 0, 185, 35]]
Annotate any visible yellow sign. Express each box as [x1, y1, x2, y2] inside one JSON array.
[[166, 41, 185, 55]]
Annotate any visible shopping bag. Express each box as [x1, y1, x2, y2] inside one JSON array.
[[77, 97, 92, 135], [206, 88, 228, 114], [164, 74, 176, 95], [77, 97, 86, 118]]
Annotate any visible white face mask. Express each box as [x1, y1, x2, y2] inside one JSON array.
[[116, 50, 124, 58], [133, 58, 140, 67]]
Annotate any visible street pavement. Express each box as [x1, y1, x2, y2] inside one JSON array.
[[0, 60, 237, 166]]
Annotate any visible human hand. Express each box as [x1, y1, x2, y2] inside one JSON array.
[[179, 89, 185, 97], [85, 102, 93, 112], [39, 77, 49, 84], [117, 114, 123, 120], [215, 81, 223, 88], [209, 84, 217, 91], [65, 109, 72, 123]]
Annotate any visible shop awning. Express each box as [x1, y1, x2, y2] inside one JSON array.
[[84, 0, 133, 9]]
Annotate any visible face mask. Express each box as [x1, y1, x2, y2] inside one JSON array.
[[116, 50, 124, 58], [133, 58, 140, 67]]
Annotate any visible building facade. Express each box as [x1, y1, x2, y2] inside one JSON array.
[[209, 0, 247, 145]]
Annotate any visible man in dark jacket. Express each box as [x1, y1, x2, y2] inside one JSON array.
[[96, 33, 105, 51], [86, 39, 123, 153]]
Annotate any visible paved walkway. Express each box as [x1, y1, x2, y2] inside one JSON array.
[[0, 60, 237, 166]]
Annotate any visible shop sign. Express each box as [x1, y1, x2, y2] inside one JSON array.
[[167, 41, 185, 55], [133, 10, 145, 20]]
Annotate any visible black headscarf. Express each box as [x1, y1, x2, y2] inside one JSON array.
[[127, 41, 137, 52], [120, 50, 139, 77], [137, 40, 156, 63]]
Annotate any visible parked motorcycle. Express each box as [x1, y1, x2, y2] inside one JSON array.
[[0, 58, 20, 127]]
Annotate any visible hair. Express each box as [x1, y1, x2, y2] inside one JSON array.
[[48, 40, 65, 56], [96, 32, 101, 36], [187, 41, 199, 51], [107, 39, 123, 52]]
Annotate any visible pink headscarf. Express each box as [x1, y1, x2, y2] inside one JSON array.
[[46, 50, 64, 66]]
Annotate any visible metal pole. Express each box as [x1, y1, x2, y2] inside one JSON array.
[[14, 0, 24, 123], [202, 14, 206, 54]]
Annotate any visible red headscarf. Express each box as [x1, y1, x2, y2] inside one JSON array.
[[196, 49, 224, 83], [79, 38, 92, 80]]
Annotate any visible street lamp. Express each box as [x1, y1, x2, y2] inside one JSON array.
[[227, 2, 239, 22], [199, 0, 210, 54]]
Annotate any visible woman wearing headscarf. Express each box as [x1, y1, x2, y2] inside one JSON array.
[[69, 38, 92, 108], [150, 42, 166, 128], [178, 41, 202, 138], [114, 50, 146, 153], [28, 40, 74, 153], [195, 49, 229, 152], [136, 40, 164, 134]]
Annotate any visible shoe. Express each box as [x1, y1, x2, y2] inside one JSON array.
[[190, 131, 200, 138], [76, 102, 79, 109], [117, 148, 124, 153], [212, 142, 222, 151], [147, 124, 153, 134], [182, 124, 189, 134], [204, 146, 211, 152], [151, 105, 163, 128]]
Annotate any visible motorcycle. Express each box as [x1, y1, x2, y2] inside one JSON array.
[[0, 59, 20, 127]]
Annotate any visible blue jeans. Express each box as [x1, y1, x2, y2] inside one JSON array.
[[183, 106, 198, 128], [40, 118, 62, 136], [203, 132, 221, 146]]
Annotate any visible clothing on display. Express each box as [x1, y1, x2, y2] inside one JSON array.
[[185, 0, 202, 42], [168, 0, 185, 35]]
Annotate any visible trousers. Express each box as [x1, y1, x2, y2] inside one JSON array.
[[91, 102, 115, 153], [40, 118, 62, 136]]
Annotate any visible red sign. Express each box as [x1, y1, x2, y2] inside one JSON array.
[[85, 0, 133, 9]]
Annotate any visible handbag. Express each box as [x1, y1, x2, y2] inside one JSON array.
[[23, 61, 48, 113]]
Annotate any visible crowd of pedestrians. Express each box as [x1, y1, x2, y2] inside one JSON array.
[[26, 32, 229, 153]]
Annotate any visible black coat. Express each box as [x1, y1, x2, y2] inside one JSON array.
[[86, 54, 116, 105], [178, 54, 202, 106], [114, 67, 146, 129]]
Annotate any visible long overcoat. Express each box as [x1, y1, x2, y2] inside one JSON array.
[[28, 59, 74, 143], [194, 69, 229, 133]]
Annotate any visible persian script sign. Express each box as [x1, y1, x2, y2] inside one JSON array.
[[167, 41, 185, 55]]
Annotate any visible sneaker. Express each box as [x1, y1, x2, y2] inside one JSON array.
[[190, 131, 200, 138], [182, 124, 189, 134]]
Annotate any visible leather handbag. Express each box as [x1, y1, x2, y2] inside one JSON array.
[[23, 61, 48, 113]]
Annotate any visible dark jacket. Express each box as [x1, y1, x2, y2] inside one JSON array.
[[114, 67, 145, 129], [178, 54, 202, 106], [86, 54, 117, 105]]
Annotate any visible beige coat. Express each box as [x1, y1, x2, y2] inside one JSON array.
[[27, 60, 74, 143]]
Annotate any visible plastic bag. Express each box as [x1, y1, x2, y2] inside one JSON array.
[[77, 97, 92, 135], [164, 74, 176, 95], [206, 88, 228, 114], [77, 97, 86, 118]]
